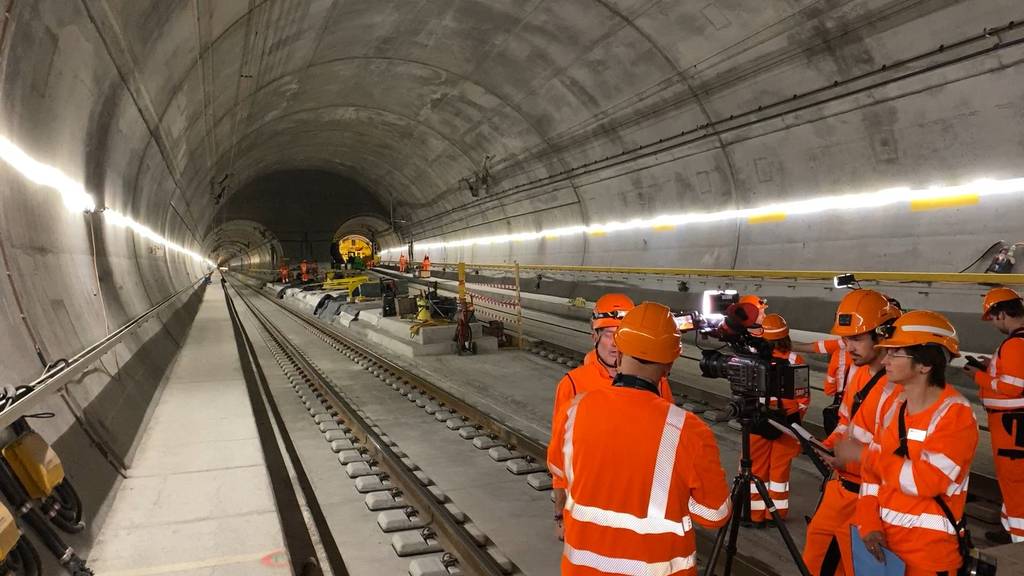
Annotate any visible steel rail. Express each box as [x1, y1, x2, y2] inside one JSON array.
[[242, 275, 548, 462], [0, 274, 209, 429], [233, 274, 784, 576], [231, 278, 514, 576]]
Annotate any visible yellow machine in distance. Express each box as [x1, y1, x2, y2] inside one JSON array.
[[2, 432, 65, 500], [338, 235, 373, 261]]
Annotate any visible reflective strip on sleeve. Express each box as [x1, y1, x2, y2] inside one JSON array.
[[982, 397, 1024, 409], [851, 424, 873, 444], [899, 460, 918, 496], [549, 464, 565, 479], [648, 406, 686, 520], [946, 475, 969, 497], [880, 508, 956, 534], [833, 424, 849, 435], [816, 341, 828, 354], [874, 383, 898, 431], [881, 400, 901, 430], [564, 544, 696, 576], [689, 496, 731, 523], [860, 483, 880, 497], [921, 450, 961, 481], [839, 402, 850, 418], [1004, 515, 1024, 530], [768, 481, 789, 493], [999, 374, 1024, 388]]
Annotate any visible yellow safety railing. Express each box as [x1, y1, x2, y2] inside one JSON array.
[[403, 262, 1024, 286]]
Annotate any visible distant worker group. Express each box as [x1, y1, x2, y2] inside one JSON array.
[[545, 284, 1024, 575]]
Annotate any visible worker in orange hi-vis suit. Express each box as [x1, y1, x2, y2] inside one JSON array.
[[965, 287, 1024, 544], [792, 338, 855, 398], [739, 294, 768, 323], [748, 314, 809, 524], [802, 289, 901, 576], [421, 254, 431, 272], [549, 294, 674, 539], [793, 293, 902, 435], [548, 302, 731, 575], [299, 259, 309, 282], [398, 253, 408, 273], [851, 310, 978, 575], [792, 336, 856, 435]]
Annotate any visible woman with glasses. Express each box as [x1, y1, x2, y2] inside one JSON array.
[[852, 310, 978, 576]]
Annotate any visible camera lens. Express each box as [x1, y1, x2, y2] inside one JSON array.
[[699, 350, 729, 379]]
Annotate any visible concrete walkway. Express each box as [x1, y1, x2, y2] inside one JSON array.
[[85, 284, 287, 575]]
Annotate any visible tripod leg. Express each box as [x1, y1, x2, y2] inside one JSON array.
[[703, 474, 745, 576], [751, 477, 812, 576]]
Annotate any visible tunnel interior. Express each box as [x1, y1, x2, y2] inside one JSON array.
[[0, 0, 1023, 573]]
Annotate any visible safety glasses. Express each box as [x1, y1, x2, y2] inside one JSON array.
[[592, 310, 628, 320]]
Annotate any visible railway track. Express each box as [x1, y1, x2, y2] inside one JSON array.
[[228, 279, 522, 575], [230, 273, 804, 575]]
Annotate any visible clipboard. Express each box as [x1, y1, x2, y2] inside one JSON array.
[[768, 420, 834, 456], [850, 526, 906, 576]]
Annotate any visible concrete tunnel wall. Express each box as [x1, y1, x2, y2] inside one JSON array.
[[0, 0, 1023, 561]]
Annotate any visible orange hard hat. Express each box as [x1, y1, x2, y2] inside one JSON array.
[[739, 294, 767, 309], [761, 314, 789, 341], [875, 310, 960, 357], [831, 289, 901, 336], [982, 287, 1022, 320], [614, 302, 681, 364], [592, 293, 635, 329]]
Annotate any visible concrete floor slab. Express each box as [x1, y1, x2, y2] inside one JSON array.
[[86, 287, 286, 575]]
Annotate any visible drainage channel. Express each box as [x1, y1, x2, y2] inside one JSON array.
[[231, 282, 517, 576], [232, 275, 786, 576]]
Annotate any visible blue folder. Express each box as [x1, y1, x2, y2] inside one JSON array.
[[849, 526, 906, 576]]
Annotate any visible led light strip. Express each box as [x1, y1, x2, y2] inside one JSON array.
[[0, 136, 215, 267], [382, 178, 1024, 254]]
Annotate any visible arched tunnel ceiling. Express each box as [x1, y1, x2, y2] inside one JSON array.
[[95, 0, 1024, 262]]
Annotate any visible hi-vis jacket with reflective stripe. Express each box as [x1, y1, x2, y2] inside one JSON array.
[[974, 335, 1024, 411], [548, 386, 731, 575], [822, 365, 889, 483], [855, 385, 978, 572], [550, 351, 673, 490], [814, 339, 855, 397]]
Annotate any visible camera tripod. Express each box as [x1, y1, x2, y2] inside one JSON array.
[[704, 401, 811, 576]]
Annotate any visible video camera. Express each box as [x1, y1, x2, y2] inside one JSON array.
[[675, 290, 809, 403]]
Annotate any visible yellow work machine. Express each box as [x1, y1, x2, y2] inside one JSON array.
[[321, 272, 369, 300], [0, 423, 92, 575]]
